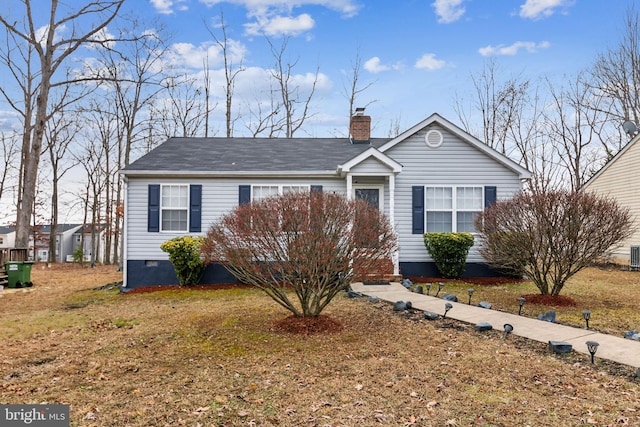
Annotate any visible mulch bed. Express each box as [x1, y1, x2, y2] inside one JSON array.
[[521, 293, 578, 307]]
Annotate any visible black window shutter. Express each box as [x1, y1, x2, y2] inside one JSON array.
[[310, 185, 323, 192], [189, 185, 202, 233], [148, 184, 160, 232], [239, 185, 251, 205], [484, 186, 497, 208], [412, 186, 424, 234]]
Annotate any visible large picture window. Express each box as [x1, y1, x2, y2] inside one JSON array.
[[252, 184, 309, 200], [161, 185, 188, 231], [425, 186, 482, 233]]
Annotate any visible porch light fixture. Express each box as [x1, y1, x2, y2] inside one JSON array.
[[443, 302, 453, 319], [467, 288, 474, 305], [517, 297, 526, 315], [582, 310, 592, 329], [435, 282, 445, 297], [503, 323, 513, 339], [586, 341, 599, 364], [425, 283, 432, 295]]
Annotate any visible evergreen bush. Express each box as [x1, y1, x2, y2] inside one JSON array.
[[160, 236, 205, 286], [423, 232, 474, 279]]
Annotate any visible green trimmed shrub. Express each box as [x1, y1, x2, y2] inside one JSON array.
[[423, 232, 474, 279], [160, 236, 205, 286]]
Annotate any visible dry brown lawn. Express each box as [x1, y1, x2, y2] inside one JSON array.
[[1, 264, 640, 426]]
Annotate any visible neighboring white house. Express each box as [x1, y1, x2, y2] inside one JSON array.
[[0, 226, 16, 249], [120, 112, 531, 289], [583, 132, 640, 267]]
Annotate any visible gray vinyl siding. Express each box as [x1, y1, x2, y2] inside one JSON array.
[[126, 177, 346, 260], [386, 124, 525, 263], [350, 157, 394, 174]]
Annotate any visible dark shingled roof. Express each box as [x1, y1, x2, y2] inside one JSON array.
[[122, 137, 390, 174], [0, 225, 15, 234], [35, 224, 82, 233]]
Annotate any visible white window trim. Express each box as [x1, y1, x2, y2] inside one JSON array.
[[250, 184, 311, 201], [424, 185, 484, 233], [160, 184, 189, 233]]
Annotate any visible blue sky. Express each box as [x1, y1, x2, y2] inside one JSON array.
[[0, 0, 635, 138], [0, 0, 636, 223], [132, 0, 636, 137]]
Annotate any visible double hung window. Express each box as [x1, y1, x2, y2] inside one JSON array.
[[161, 185, 188, 232], [425, 186, 483, 233]]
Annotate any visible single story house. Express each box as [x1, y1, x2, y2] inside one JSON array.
[[582, 131, 640, 267], [120, 112, 531, 289]]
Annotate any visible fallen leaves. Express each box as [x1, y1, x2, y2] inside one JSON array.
[[2, 265, 640, 426]]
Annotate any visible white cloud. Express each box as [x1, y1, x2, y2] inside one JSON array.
[[88, 27, 116, 49], [150, 0, 188, 14], [166, 39, 248, 69], [519, 0, 574, 20], [364, 57, 389, 73], [34, 24, 67, 45], [478, 41, 550, 56], [415, 53, 446, 70], [199, 0, 360, 18], [244, 13, 315, 36], [432, 0, 465, 24]]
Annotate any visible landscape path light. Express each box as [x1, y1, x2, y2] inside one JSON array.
[[425, 283, 432, 296], [586, 341, 599, 364], [435, 282, 445, 297], [582, 310, 592, 329], [443, 302, 453, 319], [467, 288, 474, 305], [517, 297, 526, 315], [503, 323, 513, 339]]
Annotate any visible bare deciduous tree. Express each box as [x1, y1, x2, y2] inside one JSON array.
[[0, 0, 124, 250], [153, 74, 207, 139], [343, 48, 376, 135], [545, 72, 607, 191], [202, 191, 398, 317], [454, 59, 530, 155], [44, 106, 80, 263], [84, 19, 169, 265], [0, 132, 19, 210], [590, 3, 640, 151], [205, 12, 244, 137], [267, 36, 319, 138], [476, 189, 634, 296]]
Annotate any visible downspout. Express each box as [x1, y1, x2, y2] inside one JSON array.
[[389, 174, 399, 276], [122, 176, 128, 288]]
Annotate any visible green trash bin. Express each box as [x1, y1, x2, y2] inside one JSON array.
[[5, 261, 34, 288]]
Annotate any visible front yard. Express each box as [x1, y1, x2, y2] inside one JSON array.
[[1, 264, 639, 426]]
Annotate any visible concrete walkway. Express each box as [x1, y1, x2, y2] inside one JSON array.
[[351, 282, 640, 369]]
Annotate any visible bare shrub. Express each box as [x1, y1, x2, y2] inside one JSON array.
[[202, 191, 398, 317], [475, 189, 634, 295]]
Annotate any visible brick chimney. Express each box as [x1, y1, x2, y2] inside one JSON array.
[[349, 108, 371, 144]]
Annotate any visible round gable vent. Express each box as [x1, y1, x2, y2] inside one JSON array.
[[425, 129, 443, 148]]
